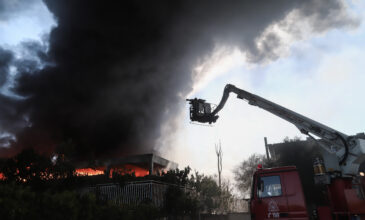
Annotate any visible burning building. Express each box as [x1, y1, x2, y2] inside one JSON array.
[[75, 153, 178, 177], [73, 154, 180, 208]]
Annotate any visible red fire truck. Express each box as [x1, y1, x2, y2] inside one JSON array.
[[187, 84, 365, 219]]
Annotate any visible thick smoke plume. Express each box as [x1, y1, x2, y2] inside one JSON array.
[[0, 0, 358, 159]]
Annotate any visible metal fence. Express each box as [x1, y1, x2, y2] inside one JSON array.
[[85, 180, 178, 207]]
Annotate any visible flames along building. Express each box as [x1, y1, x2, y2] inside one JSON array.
[[75, 153, 178, 177], [75, 154, 180, 207]]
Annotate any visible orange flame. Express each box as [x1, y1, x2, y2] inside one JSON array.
[[76, 168, 104, 176], [1, 165, 151, 179], [75, 164, 150, 177], [110, 164, 149, 177]]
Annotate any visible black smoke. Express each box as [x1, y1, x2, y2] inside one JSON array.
[[0, 0, 359, 158], [0, 48, 13, 88]]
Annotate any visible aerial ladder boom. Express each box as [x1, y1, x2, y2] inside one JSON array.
[[187, 84, 365, 176]]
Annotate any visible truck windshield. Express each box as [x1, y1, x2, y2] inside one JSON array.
[[258, 175, 282, 198]]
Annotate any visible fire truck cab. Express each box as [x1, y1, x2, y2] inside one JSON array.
[[250, 166, 309, 220], [250, 165, 365, 219]]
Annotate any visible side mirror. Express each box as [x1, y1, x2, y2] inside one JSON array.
[[260, 180, 264, 192], [257, 175, 262, 191], [256, 176, 264, 203]]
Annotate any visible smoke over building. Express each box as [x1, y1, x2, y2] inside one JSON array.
[[0, 0, 359, 159]]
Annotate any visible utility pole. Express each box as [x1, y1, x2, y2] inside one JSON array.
[[215, 141, 223, 189]]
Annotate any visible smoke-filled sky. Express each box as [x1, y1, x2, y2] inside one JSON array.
[[0, 0, 364, 177]]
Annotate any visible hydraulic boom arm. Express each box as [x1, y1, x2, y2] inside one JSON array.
[[187, 84, 365, 176]]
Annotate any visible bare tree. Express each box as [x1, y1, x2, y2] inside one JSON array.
[[215, 141, 223, 189]]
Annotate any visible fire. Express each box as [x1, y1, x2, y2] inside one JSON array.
[[111, 164, 149, 177], [76, 167, 104, 176], [75, 164, 150, 177]]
